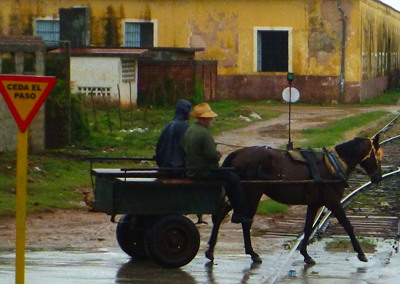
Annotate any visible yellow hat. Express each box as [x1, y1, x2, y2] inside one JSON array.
[[190, 103, 218, 118]]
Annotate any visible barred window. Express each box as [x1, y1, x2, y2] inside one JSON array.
[[78, 87, 111, 96], [35, 19, 60, 45], [125, 22, 154, 47], [256, 30, 289, 72]]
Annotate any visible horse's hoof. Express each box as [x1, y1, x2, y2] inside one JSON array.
[[205, 251, 214, 261], [252, 255, 262, 264], [205, 261, 213, 268], [304, 258, 316, 265], [358, 254, 368, 262]]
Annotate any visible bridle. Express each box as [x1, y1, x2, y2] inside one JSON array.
[[360, 139, 383, 163], [359, 139, 383, 181]]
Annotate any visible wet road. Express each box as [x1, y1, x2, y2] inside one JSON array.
[[1, 233, 399, 283]]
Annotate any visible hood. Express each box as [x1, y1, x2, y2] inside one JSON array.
[[174, 99, 192, 120]]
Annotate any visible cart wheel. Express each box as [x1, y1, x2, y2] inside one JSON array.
[[146, 214, 200, 268], [116, 214, 149, 260]]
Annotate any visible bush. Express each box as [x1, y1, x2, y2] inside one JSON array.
[[45, 80, 90, 148]]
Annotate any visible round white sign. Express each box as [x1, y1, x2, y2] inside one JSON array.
[[282, 87, 300, 103]]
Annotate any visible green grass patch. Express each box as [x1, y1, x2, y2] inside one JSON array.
[[256, 199, 288, 215], [361, 91, 400, 105], [85, 100, 281, 157], [299, 111, 389, 148], [325, 237, 376, 253], [0, 100, 282, 215], [0, 154, 91, 215]]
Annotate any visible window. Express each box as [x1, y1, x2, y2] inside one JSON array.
[[35, 19, 60, 44], [255, 28, 292, 72], [124, 22, 154, 47], [78, 86, 111, 97]]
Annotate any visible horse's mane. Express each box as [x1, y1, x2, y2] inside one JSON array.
[[334, 137, 365, 161]]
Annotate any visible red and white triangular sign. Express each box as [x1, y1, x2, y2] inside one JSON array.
[[0, 75, 56, 132]]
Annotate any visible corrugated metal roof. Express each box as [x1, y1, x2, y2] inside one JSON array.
[[50, 47, 149, 57], [0, 36, 45, 52]]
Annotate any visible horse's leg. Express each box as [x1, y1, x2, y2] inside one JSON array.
[[242, 190, 263, 263], [241, 221, 262, 263], [328, 204, 368, 262], [205, 204, 231, 261], [300, 205, 320, 265]]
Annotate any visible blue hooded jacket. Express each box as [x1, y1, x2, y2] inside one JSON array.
[[155, 99, 192, 168]]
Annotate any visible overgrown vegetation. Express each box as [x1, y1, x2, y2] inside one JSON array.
[[256, 199, 288, 215], [46, 80, 90, 148], [298, 111, 391, 148], [325, 237, 377, 253], [0, 89, 398, 216], [361, 90, 400, 105]]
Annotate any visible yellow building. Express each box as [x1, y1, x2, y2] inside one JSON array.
[[1, 0, 400, 103]]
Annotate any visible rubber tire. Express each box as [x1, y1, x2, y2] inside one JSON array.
[[146, 214, 200, 268], [116, 214, 150, 260]]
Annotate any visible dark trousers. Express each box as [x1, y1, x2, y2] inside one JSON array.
[[200, 170, 249, 216]]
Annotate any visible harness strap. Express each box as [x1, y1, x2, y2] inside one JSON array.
[[300, 147, 322, 183], [323, 147, 349, 187]]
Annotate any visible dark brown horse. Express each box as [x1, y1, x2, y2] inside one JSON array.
[[206, 135, 383, 265]]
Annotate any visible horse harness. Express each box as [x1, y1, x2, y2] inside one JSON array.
[[240, 139, 381, 187]]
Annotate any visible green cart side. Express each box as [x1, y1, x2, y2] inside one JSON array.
[[90, 167, 225, 268], [93, 173, 223, 216]]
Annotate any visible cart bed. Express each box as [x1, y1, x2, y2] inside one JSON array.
[[92, 169, 224, 215]]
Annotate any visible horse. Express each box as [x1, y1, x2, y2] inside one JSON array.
[[206, 135, 383, 265]]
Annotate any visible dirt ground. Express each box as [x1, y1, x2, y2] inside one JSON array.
[[0, 105, 398, 251]]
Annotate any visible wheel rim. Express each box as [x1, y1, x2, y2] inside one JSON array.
[[158, 225, 191, 257]]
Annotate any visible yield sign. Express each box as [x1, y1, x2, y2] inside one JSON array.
[[0, 75, 56, 132]]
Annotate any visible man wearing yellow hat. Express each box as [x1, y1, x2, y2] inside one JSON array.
[[184, 103, 252, 224]]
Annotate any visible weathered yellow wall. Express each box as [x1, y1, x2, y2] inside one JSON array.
[[361, 0, 400, 79], [0, 0, 353, 77], [1, 0, 399, 87]]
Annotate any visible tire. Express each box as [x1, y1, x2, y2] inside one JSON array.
[[116, 214, 151, 260], [146, 214, 200, 268]]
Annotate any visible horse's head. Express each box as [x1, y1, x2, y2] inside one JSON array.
[[335, 135, 383, 183], [359, 135, 383, 183]]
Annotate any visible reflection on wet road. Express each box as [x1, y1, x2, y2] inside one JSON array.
[[0, 238, 399, 283]]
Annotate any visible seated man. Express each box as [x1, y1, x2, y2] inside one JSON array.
[[155, 99, 192, 176], [183, 103, 253, 224]]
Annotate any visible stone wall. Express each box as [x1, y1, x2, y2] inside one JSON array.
[[0, 35, 46, 152], [0, 95, 18, 152], [138, 60, 217, 103], [0, 95, 45, 152]]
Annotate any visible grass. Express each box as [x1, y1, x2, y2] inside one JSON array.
[[361, 90, 400, 105], [256, 199, 288, 215], [85, 100, 281, 157], [298, 111, 390, 148], [0, 100, 280, 215], [0, 91, 398, 216], [325, 237, 377, 253]]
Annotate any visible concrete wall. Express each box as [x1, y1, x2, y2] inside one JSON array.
[[70, 56, 138, 106], [138, 60, 217, 103], [2, 0, 400, 103], [0, 95, 17, 152], [0, 97, 44, 152]]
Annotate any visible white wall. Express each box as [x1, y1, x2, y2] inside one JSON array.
[[70, 56, 138, 106]]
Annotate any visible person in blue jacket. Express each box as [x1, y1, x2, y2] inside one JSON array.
[[155, 99, 192, 171], [155, 99, 206, 224]]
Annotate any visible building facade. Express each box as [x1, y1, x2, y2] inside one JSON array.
[[1, 0, 400, 103]]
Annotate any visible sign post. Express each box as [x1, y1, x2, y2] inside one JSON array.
[[281, 73, 300, 150], [0, 75, 56, 284]]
